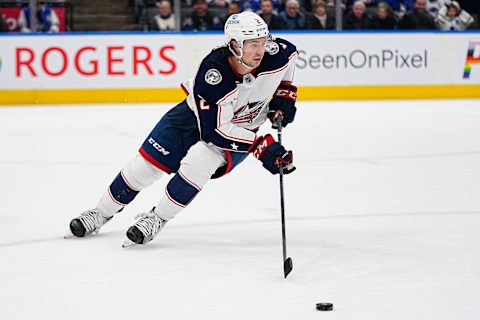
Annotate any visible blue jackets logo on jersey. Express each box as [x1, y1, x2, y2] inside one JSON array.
[[205, 69, 222, 85], [232, 100, 267, 124]]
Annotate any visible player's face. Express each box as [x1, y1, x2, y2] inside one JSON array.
[[242, 37, 267, 68]]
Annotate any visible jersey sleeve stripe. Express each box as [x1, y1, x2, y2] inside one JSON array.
[[256, 51, 298, 78], [180, 83, 189, 96], [216, 87, 238, 105], [288, 51, 299, 60], [217, 103, 222, 127]]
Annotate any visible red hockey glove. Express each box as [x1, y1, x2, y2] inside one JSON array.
[[267, 83, 297, 129], [249, 134, 295, 175]]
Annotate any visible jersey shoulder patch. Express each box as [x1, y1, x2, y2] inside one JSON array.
[[266, 41, 280, 55], [205, 68, 222, 85], [194, 48, 237, 104]]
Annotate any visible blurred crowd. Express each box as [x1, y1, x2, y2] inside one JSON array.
[[137, 0, 479, 31], [0, 0, 479, 32], [0, 1, 60, 32]]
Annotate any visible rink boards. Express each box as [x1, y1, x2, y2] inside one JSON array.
[[0, 31, 479, 104]]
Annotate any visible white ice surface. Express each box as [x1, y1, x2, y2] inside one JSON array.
[[1, 100, 480, 320]]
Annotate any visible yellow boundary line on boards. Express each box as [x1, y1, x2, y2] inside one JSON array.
[[1, 85, 480, 105]]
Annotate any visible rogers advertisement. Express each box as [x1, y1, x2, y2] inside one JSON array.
[[0, 35, 190, 89], [15, 45, 176, 77]]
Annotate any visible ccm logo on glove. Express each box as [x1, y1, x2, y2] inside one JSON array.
[[268, 83, 297, 128], [249, 134, 295, 175], [252, 134, 275, 159], [275, 88, 297, 101]]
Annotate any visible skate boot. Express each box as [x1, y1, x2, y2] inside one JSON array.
[[126, 207, 167, 245], [69, 209, 112, 237]]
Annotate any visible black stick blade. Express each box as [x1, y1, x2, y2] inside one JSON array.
[[284, 257, 293, 278]]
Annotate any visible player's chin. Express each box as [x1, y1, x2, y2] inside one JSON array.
[[251, 59, 262, 67]]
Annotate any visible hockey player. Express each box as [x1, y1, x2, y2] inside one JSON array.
[[68, 11, 299, 246]]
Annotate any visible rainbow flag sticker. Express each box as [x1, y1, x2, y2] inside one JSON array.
[[464, 42, 480, 79]]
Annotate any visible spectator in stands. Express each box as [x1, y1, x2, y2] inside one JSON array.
[[259, 0, 286, 29], [182, 0, 195, 6], [152, 0, 176, 31], [381, 0, 413, 18], [0, 11, 9, 32], [343, 1, 373, 29], [397, 0, 436, 28], [209, 0, 230, 9], [134, 0, 147, 24], [346, 0, 412, 17], [325, 0, 347, 11], [436, 0, 474, 30], [240, 0, 260, 12], [398, 0, 436, 30], [182, 0, 223, 30], [425, 0, 446, 18], [345, 0, 380, 13], [279, 0, 307, 29], [345, 0, 373, 6], [307, 0, 336, 29], [18, 1, 59, 33], [228, 1, 242, 15], [238, 0, 284, 13], [299, 0, 313, 13], [371, 1, 397, 28], [208, 0, 230, 26], [268, 0, 285, 13]]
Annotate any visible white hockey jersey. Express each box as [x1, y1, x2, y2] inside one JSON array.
[[181, 37, 298, 153]]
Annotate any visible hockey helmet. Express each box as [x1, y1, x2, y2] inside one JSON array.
[[224, 12, 270, 60]]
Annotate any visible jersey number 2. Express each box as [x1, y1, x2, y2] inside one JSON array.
[[199, 96, 210, 110]]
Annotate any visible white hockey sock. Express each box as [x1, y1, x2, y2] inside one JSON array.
[[97, 154, 164, 217], [154, 142, 226, 221]]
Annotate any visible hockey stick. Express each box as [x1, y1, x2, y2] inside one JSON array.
[[276, 116, 293, 278]]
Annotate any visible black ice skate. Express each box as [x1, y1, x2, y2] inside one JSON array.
[[124, 208, 167, 246], [69, 209, 112, 237]]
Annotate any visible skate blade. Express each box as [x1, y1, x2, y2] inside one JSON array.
[[122, 240, 139, 248], [64, 232, 77, 239]]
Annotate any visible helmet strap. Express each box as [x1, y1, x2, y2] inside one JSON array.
[[229, 40, 257, 70], [237, 58, 257, 70]]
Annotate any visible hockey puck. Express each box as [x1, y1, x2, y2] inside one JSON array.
[[316, 303, 333, 311]]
